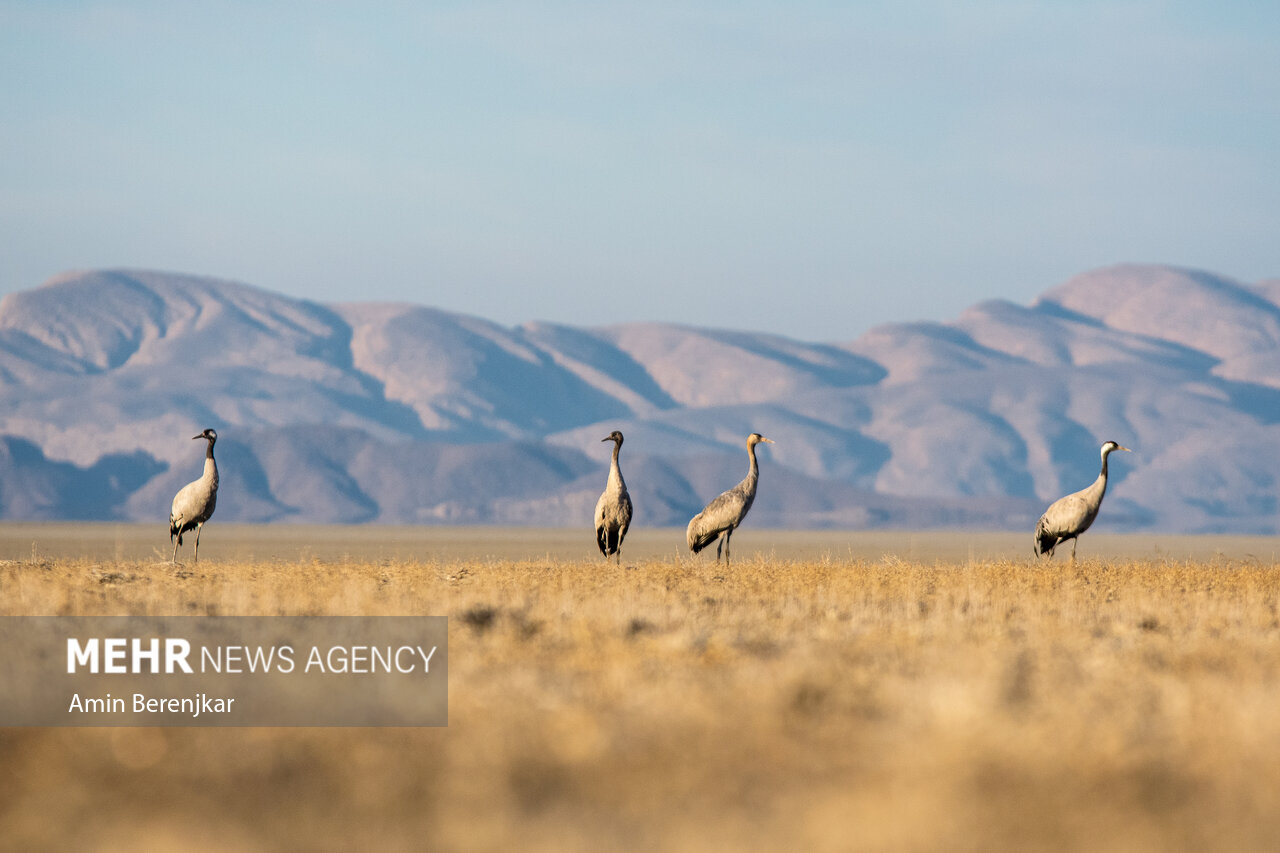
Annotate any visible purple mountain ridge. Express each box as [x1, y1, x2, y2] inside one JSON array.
[[0, 264, 1275, 532]]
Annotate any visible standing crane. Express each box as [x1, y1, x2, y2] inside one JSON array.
[[686, 433, 774, 566], [1034, 440, 1131, 562], [170, 428, 219, 562], [594, 430, 633, 564]]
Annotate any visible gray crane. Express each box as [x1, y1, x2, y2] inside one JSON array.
[[686, 433, 774, 565], [594, 430, 633, 563], [170, 428, 219, 562], [1034, 440, 1131, 562]]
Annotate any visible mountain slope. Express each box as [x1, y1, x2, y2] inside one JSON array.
[[0, 263, 1275, 533]]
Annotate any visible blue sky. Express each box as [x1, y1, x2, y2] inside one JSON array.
[[2, 1, 1277, 340]]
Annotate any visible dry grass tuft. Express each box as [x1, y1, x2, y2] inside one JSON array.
[[1, 526, 1279, 851]]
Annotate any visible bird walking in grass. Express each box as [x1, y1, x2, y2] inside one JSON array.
[[595, 430, 633, 564], [686, 433, 774, 566], [593, 427, 634, 560], [1034, 440, 1131, 562], [170, 428, 219, 562]]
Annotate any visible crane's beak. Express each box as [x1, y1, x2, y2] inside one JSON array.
[[1117, 445, 1132, 452], [191, 434, 203, 440], [761, 437, 775, 444], [601, 436, 610, 442]]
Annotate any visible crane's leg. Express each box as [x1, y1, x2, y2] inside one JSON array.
[[1070, 538, 1077, 564], [193, 523, 203, 563], [172, 534, 180, 563], [724, 529, 732, 567], [716, 535, 724, 562]]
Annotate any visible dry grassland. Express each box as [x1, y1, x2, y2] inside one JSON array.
[[2, 524, 1279, 852]]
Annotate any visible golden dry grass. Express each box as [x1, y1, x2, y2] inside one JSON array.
[[2, 524, 1279, 852]]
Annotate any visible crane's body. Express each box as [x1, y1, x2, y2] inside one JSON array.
[[170, 429, 219, 562], [686, 433, 774, 566], [1034, 440, 1130, 561], [595, 431, 632, 563]]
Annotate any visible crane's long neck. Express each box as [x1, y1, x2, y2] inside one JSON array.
[[1091, 449, 1112, 502], [746, 442, 760, 487], [204, 442, 219, 485], [608, 442, 624, 489]]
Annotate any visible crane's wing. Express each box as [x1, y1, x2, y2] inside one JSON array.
[[686, 487, 746, 552], [171, 474, 217, 534], [170, 478, 202, 535], [618, 490, 632, 544], [594, 491, 610, 555], [1038, 492, 1093, 540]]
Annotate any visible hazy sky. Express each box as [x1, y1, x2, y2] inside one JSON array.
[[2, 1, 1277, 341]]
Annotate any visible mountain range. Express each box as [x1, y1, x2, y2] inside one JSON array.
[[0, 264, 1276, 533]]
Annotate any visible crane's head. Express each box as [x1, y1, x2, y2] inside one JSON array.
[[601, 430, 624, 445], [1101, 440, 1130, 456], [193, 428, 217, 444], [747, 433, 774, 447]]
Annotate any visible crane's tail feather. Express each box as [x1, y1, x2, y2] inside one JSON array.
[[1033, 517, 1056, 557], [686, 516, 720, 553]]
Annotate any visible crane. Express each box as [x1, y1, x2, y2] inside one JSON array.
[[594, 430, 633, 563], [170, 428, 219, 562], [686, 433, 774, 566], [1034, 440, 1131, 562]]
